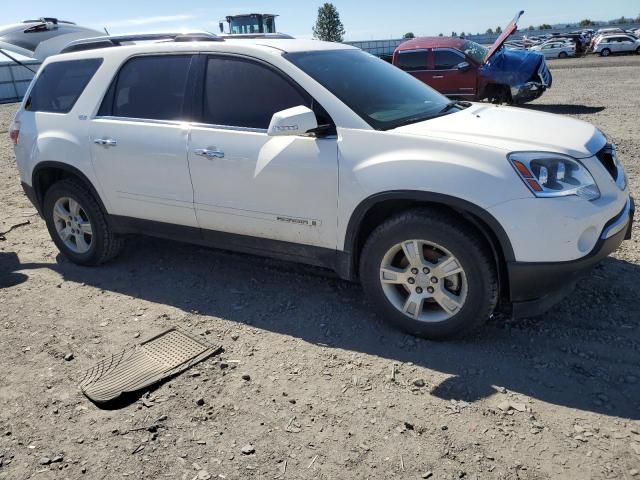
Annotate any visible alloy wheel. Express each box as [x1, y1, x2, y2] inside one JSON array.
[[52, 196, 93, 254], [379, 239, 468, 323]]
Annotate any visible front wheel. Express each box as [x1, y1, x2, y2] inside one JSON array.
[[43, 178, 123, 265], [360, 209, 498, 340], [558, 51, 568, 59]]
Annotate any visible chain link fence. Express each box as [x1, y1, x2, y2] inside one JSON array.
[[0, 60, 40, 104]]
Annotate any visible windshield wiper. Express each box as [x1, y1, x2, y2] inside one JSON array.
[[387, 101, 472, 130], [388, 115, 433, 129], [439, 100, 471, 113]]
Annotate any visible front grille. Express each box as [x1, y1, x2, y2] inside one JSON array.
[[537, 61, 551, 87], [596, 144, 618, 181]]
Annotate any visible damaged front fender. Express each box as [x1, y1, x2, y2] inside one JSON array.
[[480, 48, 552, 103]]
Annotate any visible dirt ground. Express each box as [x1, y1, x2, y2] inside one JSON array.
[[1, 55, 639, 480]]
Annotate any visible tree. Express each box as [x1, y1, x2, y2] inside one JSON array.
[[528, 25, 535, 31], [538, 24, 552, 30], [403, 32, 415, 39], [460, 32, 466, 37], [636, 13, 640, 22], [438, 33, 444, 37], [451, 31, 457, 37], [579, 19, 595, 27], [610, 16, 629, 24], [312, 3, 345, 42], [495, 26, 502, 34], [485, 28, 494, 35]]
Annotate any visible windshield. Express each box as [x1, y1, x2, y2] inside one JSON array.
[[285, 49, 450, 130], [462, 40, 488, 64]]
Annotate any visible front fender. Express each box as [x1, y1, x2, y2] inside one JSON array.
[[343, 189, 516, 262], [337, 128, 530, 252]]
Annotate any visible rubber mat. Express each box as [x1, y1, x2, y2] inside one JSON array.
[[79, 327, 221, 404]]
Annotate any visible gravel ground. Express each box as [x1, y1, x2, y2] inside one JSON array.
[[0, 55, 639, 480]]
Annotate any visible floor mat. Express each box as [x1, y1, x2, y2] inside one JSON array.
[[79, 327, 221, 404]]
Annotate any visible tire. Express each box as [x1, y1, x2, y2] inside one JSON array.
[[600, 48, 611, 57], [558, 51, 568, 59], [360, 209, 498, 340], [43, 178, 123, 265], [488, 85, 512, 104], [636, 47, 640, 55]]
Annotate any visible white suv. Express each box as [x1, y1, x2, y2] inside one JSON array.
[[592, 34, 640, 56], [11, 36, 634, 339]]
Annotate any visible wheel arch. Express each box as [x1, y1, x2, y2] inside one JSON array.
[[31, 161, 107, 215], [343, 191, 515, 301]]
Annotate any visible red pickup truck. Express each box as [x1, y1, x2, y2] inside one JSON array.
[[392, 11, 552, 104]]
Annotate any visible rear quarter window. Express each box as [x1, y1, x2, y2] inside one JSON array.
[[98, 55, 193, 121], [25, 58, 102, 113]]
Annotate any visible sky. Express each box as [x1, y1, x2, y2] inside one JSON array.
[[3, 0, 639, 41]]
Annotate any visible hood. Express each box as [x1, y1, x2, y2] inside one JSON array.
[[0, 18, 102, 60], [484, 10, 524, 64], [479, 48, 544, 87], [393, 103, 606, 159]]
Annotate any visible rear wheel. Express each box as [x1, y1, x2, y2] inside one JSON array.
[[360, 209, 498, 340], [600, 48, 611, 57], [558, 51, 568, 58], [43, 178, 123, 265]]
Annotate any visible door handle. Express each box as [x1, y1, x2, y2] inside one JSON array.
[[94, 138, 117, 146], [432, 75, 444, 79], [194, 148, 224, 159]]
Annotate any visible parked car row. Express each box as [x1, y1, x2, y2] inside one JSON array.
[[529, 39, 576, 59], [505, 26, 640, 58]]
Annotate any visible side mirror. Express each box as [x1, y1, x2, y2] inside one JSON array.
[[267, 106, 318, 137], [457, 61, 471, 71]]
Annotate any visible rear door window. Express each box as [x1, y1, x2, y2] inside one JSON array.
[[202, 56, 310, 129], [395, 50, 428, 71], [25, 58, 102, 113], [433, 50, 465, 70], [100, 55, 193, 120]]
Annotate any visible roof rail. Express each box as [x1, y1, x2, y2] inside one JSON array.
[[220, 33, 294, 39], [60, 32, 223, 55]]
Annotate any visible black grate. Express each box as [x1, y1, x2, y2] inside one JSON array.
[[596, 144, 618, 181]]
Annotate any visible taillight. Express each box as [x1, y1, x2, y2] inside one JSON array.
[[9, 120, 20, 146]]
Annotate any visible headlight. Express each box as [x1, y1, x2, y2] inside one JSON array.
[[508, 152, 600, 201]]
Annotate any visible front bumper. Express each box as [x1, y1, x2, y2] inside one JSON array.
[[510, 83, 546, 104], [510, 59, 552, 104], [508, 196, 634, 318]]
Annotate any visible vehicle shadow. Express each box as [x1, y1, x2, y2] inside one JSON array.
[[0, 251, 49, 288], [50, 236, 640, 419], [523, 104, 606, 115]]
